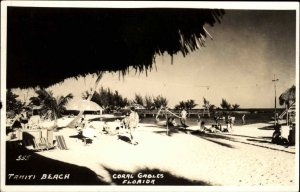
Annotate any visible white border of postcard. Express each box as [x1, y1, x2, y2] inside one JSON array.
[[1, 1, 299, 192]]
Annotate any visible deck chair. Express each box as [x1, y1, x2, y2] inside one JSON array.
[[55, 135, 68, 150], [33, 137, 49, 151]]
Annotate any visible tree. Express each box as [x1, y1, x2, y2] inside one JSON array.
[[6, 89, 23, 114], [185, 99, 197, 110], [203, 97, 210, 109], [82, 86, 129, 111], [209, 104, 216, 111], [232, 104, 240, 110], [153, 95, 168, 109], [134, 93, 144, 107], [144, 95, 154, 110], [220, 98, 231, 110], [174, 99, 197, 111], [30, 88, 73, 129], [174, 101, 186, 110]]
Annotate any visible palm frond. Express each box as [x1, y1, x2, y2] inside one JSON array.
[[7, 7, 225, 88]]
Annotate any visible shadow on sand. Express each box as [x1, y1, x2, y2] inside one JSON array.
[[175, 129, 236, 149], [258, 125, 275, 130], [174, 128, 294, 153], [117, 135, 132, 144], [6, 141, 214, 186], [6, 141, 108, 185]]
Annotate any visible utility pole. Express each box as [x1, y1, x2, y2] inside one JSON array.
[[272, 75, 279, 124]]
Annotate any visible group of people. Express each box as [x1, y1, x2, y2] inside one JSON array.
[[195, 113, 247, 134], [155, 107, 187, 128], [154, 107, 248, 134], [74, 107, 140, 145]]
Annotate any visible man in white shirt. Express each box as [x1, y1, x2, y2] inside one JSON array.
[[180, 108, 188, 128], [129, 107, 139, 145]]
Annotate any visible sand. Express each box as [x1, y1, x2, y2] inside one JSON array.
[[33, 120, 296, 187]]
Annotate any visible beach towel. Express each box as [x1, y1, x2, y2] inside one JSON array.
[[55, 135, 68, 150]]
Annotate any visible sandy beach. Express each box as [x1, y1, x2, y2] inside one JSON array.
[[7, 120, 295, 187]]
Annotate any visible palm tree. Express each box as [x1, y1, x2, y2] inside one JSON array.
[[185, 99, 197, 110], [7, 89, 24, 114], [153, 95, 168, 109], [144, 95, 154, 110], [232, 104, 240, 110], [220, 98, 231, 110], [30, 88, 73, 129], [174, 101, 186, 110], [134, 93, 144, 107]]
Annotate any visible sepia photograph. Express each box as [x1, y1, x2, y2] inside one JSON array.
[[1, 1, 299, 192]]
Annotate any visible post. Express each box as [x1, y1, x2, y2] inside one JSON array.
[[165, 109, 169, 136], [272, 75, 279, 125]]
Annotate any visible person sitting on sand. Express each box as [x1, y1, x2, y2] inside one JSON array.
[[76, 117, 86, 131], [155, 117, 167, 126], [199, 121, 207, 132], [167, 117, 178, 127], [171, 117, 178, 126]]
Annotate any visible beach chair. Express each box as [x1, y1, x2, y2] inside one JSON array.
[[55, 135, 69, 150], [33, 137, 50, 151]]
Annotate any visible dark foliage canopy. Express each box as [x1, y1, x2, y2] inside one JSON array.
[[7, 7, 224, 88], [279, 85, 296, 106]]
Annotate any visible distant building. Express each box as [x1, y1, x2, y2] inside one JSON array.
[[125, 103, 145, 110]]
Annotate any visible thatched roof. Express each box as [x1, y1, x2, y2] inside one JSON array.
[[279, 85, 296, 106], [7, 7, 225, 88]]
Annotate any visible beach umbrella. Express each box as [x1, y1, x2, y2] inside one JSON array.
[[66, 99, 103, 113], [6, 7, 225, 89]]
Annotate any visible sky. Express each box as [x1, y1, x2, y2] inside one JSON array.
[[12, 9, 297, 109]]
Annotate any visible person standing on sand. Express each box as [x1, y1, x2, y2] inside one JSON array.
[[20, 108, 28, 129], [180, 108, 188, 128], [128, 107, 139, 145], [242, 114, 246, 125], [197, 113, 202, 126], [226, 115, 233, 132]]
